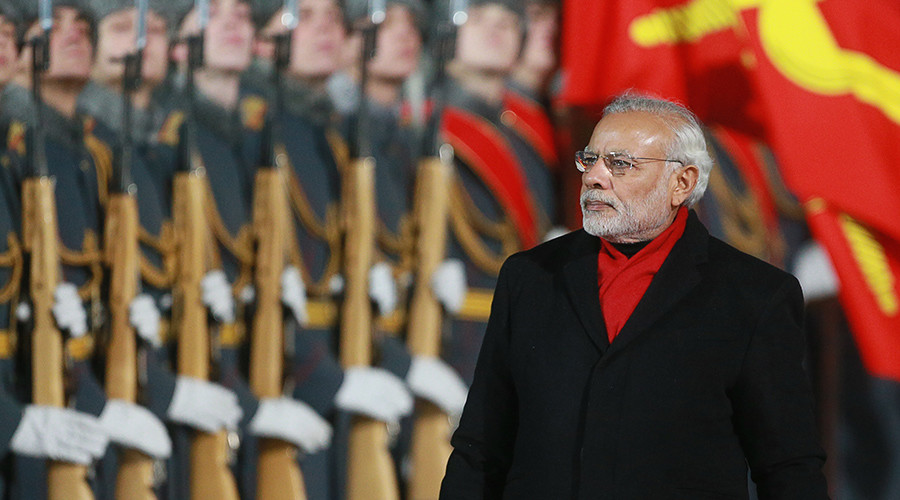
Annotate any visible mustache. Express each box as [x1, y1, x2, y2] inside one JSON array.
[[581, 189, 619, 210]]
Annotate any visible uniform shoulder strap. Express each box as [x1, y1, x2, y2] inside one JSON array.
[[442, 106, 539, 249]]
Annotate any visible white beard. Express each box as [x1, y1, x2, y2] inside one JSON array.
[[581, 180, 673, 243]]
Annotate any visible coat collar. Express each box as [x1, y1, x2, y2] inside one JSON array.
[[563, 229, 609, 352], [562, 210, 710, 356]]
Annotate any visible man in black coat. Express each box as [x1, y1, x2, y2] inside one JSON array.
[[440, 93, 829, 499]]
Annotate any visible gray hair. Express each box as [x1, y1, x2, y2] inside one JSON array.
[[602, 92, 713, 207]]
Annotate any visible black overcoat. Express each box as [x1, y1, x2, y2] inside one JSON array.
[[440, 211, 828, 499]]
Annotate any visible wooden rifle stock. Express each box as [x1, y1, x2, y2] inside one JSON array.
[[22, 178, 94, 500], [104, 191, 156, 500], [406, 154, 454, 500], [249, 161, 307, 500], [171, 168, 240, 500], [341, 158, 400, 500]]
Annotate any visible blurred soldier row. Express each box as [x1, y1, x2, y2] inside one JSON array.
[[0, 0, 562, 499]]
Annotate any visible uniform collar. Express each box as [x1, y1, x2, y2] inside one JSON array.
[[444, 79, 503, 125], [192, 88, 242, 142], [77, 81, 162, 145]]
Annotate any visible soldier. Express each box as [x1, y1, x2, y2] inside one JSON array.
[[0, 4, 111, 498], [4, 0, 171, 498], [505, 0, 562, 217], [430, 0, 553, 384]]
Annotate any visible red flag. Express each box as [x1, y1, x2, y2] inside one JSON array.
[[559, 0, 764, 136], [806, 201, 900, 381], [740, 0, 900, 242], [740, 0, 900, 380]]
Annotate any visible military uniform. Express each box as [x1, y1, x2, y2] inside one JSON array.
[[438, 81, 551, 384], [155, 79, 268, 499], [0, 2, 30, 484], [244, 59, 348, 500], [0, 80, 112, 499], [696, 125, 809, 270], [77, 78, 186, 499], [0, 81, 26, 500]]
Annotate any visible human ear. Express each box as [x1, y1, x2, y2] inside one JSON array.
[[671, 164, 699, 207]]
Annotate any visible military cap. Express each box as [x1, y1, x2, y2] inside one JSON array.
[[344, 0, 427, 32], [251, 0, 346, 31], [85, 0, 170, 22], [0, 2, 21, 26], [168, 0, 197, 36], [171, 0, 255, 35], [428, 0, 524, 49], [431, 0, 524, 26], [11, 0, 97, 26]]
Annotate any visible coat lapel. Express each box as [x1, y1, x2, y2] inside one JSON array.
[[562, 230, 609, 352], [603, 211, 709, 360]]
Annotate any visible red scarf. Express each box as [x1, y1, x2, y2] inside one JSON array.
[[598, 207, 688, 343]]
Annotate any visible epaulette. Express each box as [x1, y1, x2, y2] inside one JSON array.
[[241, 95, 268, 132], [6, 121, 26, 157], [157, 111, 186, 147]]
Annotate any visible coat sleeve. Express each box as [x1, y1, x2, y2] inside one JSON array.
[[440, 259, 519, 500], [731, 275, 829, 499]]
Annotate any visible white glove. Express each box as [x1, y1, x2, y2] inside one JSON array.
[[431, 259, 467, 314], [543, 225, 569, 242], [166, 376, 243, 432], [201, 270, 235, 323], [129, 294, 161, 347], [250, 397, 332, 454], [99, 399, 171, 459], [335, 367, 413, 425], [281, 266, 308, 325], [52, 282, 88, 337], [792, 241, 839, 302], [10, 405, 108, 464], [368, 262, 398, 317], [406, 356, 468, 418]]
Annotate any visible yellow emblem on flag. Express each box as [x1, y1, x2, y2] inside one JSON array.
[[840, 214, 899, 316], [753, 0, 900, 125], [629, 0, 742, 47]]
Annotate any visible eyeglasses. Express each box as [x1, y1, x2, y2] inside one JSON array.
[[575, 150, 684, 176]]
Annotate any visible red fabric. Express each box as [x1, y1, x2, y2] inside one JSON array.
[[806, 202, 900, 381], [740, 3, 900, 243], [558, 0, 764, 137], [740, 2, 900, 381], [502, 91, 559, 167], [442, 107, 540, 249], [597, 207, 688, 342]]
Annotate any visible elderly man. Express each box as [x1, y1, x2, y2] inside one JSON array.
[[440, 93, 828, 499]]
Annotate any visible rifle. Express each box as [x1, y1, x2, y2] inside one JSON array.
[[171, 2, 240, 497], [406, 2, 467, 497], [103, 2, 156, 498], [249, 4, 307, 498], [22, 2, 93, 498], [342, 3, 400, 499]]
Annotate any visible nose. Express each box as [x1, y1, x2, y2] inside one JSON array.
[[582, 162, 613, 191]]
